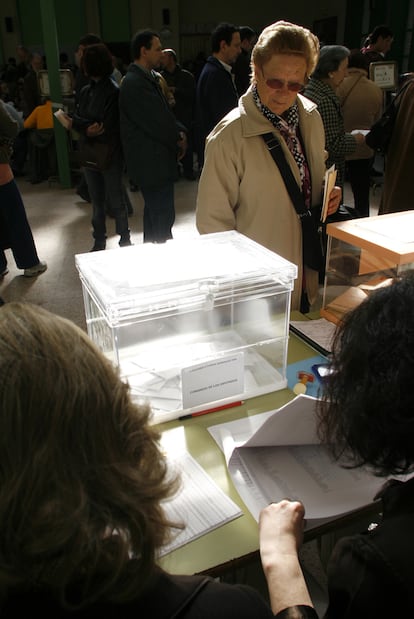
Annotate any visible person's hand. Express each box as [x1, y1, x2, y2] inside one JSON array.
[[327, 185, 342, 216], [259, 500, 305, 564], [354, 132, 366, 145], [259, 500, 312, 615], [86, 121, 104, 137], [177, 131, 187, 161]]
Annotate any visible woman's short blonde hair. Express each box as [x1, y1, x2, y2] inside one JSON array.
[[251, 20, 320, 79], [0, 303, 180, 608]]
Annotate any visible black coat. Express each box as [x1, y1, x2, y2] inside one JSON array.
[[195, 56, 239, 161], [1, 568, 276, 618], [119, 63, 180, 190], [324, 476, 414, 618]]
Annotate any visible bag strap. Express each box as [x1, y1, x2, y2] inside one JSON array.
[[340, 72, 363, 106], [261, 132, 311, 220]]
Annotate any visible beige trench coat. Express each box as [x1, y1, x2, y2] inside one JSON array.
[[196, 88, 326, 311]]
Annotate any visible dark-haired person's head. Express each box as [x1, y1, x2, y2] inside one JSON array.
[[131, 29, 160, 60], [317, 272, 414, 477], [239, 26, 257, 51], [81, 43, 113, 79], [78, 33, 102, 48], [0, 302, 180, 608], [370, 25, 393, 44], [367, 25, 394, 55], [347, 48, 369, 70], [211, 22, 241, 64]]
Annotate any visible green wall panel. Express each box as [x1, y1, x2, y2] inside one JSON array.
[[17, 0, 86, 49], [17, 0, 42, 45], [100, 0, 130, 42]]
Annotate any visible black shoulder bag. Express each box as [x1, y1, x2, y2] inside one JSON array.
[[365, 80, 412, 153], [262, 132, 324, 272]]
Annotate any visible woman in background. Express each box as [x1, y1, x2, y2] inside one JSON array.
[[67, 43, 131, 251], [337, 49, 383, 217], [303, 45, 365, 189]]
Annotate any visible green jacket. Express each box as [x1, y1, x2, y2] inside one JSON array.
[[119, 63, 180, 190]]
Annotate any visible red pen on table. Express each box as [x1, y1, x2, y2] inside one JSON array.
[[178, 400, 244, 421]]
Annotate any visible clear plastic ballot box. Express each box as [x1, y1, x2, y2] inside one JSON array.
[[321, 211, 414, 324], [76, 231, 297, 424]]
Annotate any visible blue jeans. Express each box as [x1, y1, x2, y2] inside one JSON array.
[[84, 158, 129, 244], [0, 179, 40, 270], [141, 183, 175, 243]]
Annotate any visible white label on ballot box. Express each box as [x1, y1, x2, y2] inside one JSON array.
[[182, 353, 244, 409]]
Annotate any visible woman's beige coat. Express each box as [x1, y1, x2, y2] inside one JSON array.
[[196, 87, 326, 310]]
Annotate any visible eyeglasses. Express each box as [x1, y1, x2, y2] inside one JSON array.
[[264, 77, 306, 92]]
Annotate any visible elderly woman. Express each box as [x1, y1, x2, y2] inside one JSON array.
[[303, 45, 365, 189], [196, 21, 341, 312]]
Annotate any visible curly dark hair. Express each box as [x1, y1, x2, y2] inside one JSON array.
[[317, 272, 414, 476], [0, 303, 180, 609]]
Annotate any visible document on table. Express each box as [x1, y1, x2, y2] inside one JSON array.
[[208, 395, 385, 529], [290, 318, 337, 355], [159, 450, 243, 556]]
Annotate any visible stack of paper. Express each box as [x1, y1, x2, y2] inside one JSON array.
[[208, 395, 386, 530]]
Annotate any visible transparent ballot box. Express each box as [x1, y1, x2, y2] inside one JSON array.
[[321, 212, 414, 324], [76, 231, 297, 424]]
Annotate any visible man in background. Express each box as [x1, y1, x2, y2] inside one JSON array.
[[233, 26, 256, 96], [161, 48, 196, 179], [120, 30, 186, 243], [195, 22, 241, 168]]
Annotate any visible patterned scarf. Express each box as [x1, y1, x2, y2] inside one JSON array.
[[253, 85, 311, 208]]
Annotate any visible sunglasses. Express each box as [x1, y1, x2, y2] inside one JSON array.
[[264, 77, 306, 92]]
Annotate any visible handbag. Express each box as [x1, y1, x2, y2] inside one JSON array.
[[79, 140, 113, 170], [365, 80, 412, 153], [262, 133, 324, 272]]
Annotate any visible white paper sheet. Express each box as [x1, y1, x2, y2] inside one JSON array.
[[159, 450, 243, 556], [208, 395, 385, 527]]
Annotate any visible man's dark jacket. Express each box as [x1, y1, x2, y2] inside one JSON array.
[[195, 56, 238, 161], [120, 63, 180, 190]]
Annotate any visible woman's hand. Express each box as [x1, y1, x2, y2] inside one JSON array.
[[259, 500, 313, 615], [86, 122, 104, 137], [259, 499, 305, 563], [327, 185, 342, 216]]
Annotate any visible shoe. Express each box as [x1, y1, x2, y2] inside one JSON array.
[[90, 242, 106, 252], [119, 237, 132, 247], [1, 267, 8, 278], [24, 261, 47, 277]]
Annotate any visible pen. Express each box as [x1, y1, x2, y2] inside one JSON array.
[[178, 400, 244, 421]]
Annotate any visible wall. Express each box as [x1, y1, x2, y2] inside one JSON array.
[[0, 0, 345, 65]]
